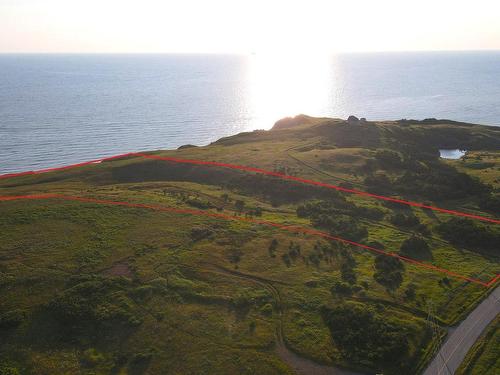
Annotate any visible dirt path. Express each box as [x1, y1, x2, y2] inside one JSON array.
[[211, 264, 362, 375]]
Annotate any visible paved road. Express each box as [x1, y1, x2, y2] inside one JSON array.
[[423, 285, 500, 375]]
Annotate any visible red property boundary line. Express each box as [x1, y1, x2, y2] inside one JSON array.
[[1, 152, 499, 225], [0, 193, 498, 288]]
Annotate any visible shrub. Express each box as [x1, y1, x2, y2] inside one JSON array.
[[390, 212, 420, 227], [268, 238, 278, 257], [260, 303, 273, 316], [373, 255, 405, 291], [438, 218, 500, 255], [190, 226, 213, 241], [400, 236, 432, 260], [322, 303, 410, 372], [0, 366, 20, 375], [46, 278, 140, 331], [249, 320, 256, 333], [185, 197, 214, 209], [330, 281, 353, 296], [375, 149, 403, 168], [0, 309, 26, 330], [340, 262, 357, 285], [81, 348, 105, 367], [404, 283, 417, 300]]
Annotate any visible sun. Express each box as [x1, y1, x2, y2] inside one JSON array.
[[246, 52, 335, 130]]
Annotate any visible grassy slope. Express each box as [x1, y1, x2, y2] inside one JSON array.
[[0, 116, 499, 375]]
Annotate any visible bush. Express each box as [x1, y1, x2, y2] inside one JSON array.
[[330, 281, 353, 296], [47, 278, 141, 331], [312, 215, 368, 241], [375, 149, 403, 168], [0, 309, 26, 330], [268, 238, 278, 257], [81, 348, 105, 367], [190, 226, 213, 241], [341, 262, 357, 285], [373, 255, 404, 291], [260, 303, 273, 316], [364, 173, 392, 194], [404, 283, 417, 300], [400, 236, 432, 260], [479, 194, 500, 214], [438, 218, 500, 255], [321, 303, 410, 372], [130, 285, 154, 301], [390, 212, 420, 227], [0, 366, 20, 375], [185, 197, 214, 209]]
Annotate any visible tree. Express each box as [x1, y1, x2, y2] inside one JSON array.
[[375, 149, 403, 168], [404, 283, 416, 300], [330, 281, 352, 296], [235, 200, 245, 214], [321, 303, 410, 371], [438, 217, 499, 255], [400, 235, 432, 260], [373, 255, 404, 292], [268, 239, 278, 257], [341, 262, 357, 285]]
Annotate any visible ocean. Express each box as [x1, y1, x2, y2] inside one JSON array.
[[1, 52, 499, 174]]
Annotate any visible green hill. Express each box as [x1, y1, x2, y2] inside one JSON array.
[[1, 116, 499, 375]]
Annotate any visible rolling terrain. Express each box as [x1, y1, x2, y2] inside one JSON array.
[[1, 116, 499, 374]]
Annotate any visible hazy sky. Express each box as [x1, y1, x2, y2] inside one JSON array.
[[1, 0, 500, 53]]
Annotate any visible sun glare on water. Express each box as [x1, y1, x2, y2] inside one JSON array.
[[246, 53, 335, 130]]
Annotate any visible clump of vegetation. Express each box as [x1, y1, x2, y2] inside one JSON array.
[[81, 348, 106, 368], [313, 215, 368, 241], [321, 302, 411, 372], [268, 238, 278, 257], [365, 160, 490, 201], [0, 365, 20, 375], [185, 197, 214, 209], [438, 218, 500, 255], [399, 236, 432, 260], [479, 194, 500, 215], [234, 199, 245, 214], [404, 283, 417, 300], [330, 281, 353, 296], [389, 212, 429, 234], [374, 149, 404, 169], [47, 277, 142, 334], [190, 225, 214, 241], [373, 254, 405, 292], [281, 241, 302, 267], [0, 309, 26, 330], [339, 248, 357, 284]]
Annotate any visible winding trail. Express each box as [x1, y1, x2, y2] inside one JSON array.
[[2, 152, 500, 373], [211, 264, 361, 375], [423, 285, 500, 375]]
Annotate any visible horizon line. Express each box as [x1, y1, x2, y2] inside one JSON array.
[[1, 49, 500, 55]]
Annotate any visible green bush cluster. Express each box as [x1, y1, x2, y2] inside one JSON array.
[[321, 302, 410, 373], [47, 277, 142, 332], [438, 218, 500, 255]]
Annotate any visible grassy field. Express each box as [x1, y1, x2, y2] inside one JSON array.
[[1, 116, 499, 374]]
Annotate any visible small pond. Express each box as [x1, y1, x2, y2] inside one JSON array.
[[439, 149, 466, 160]]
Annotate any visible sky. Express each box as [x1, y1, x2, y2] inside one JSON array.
[[1, 0, 500, 53]]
